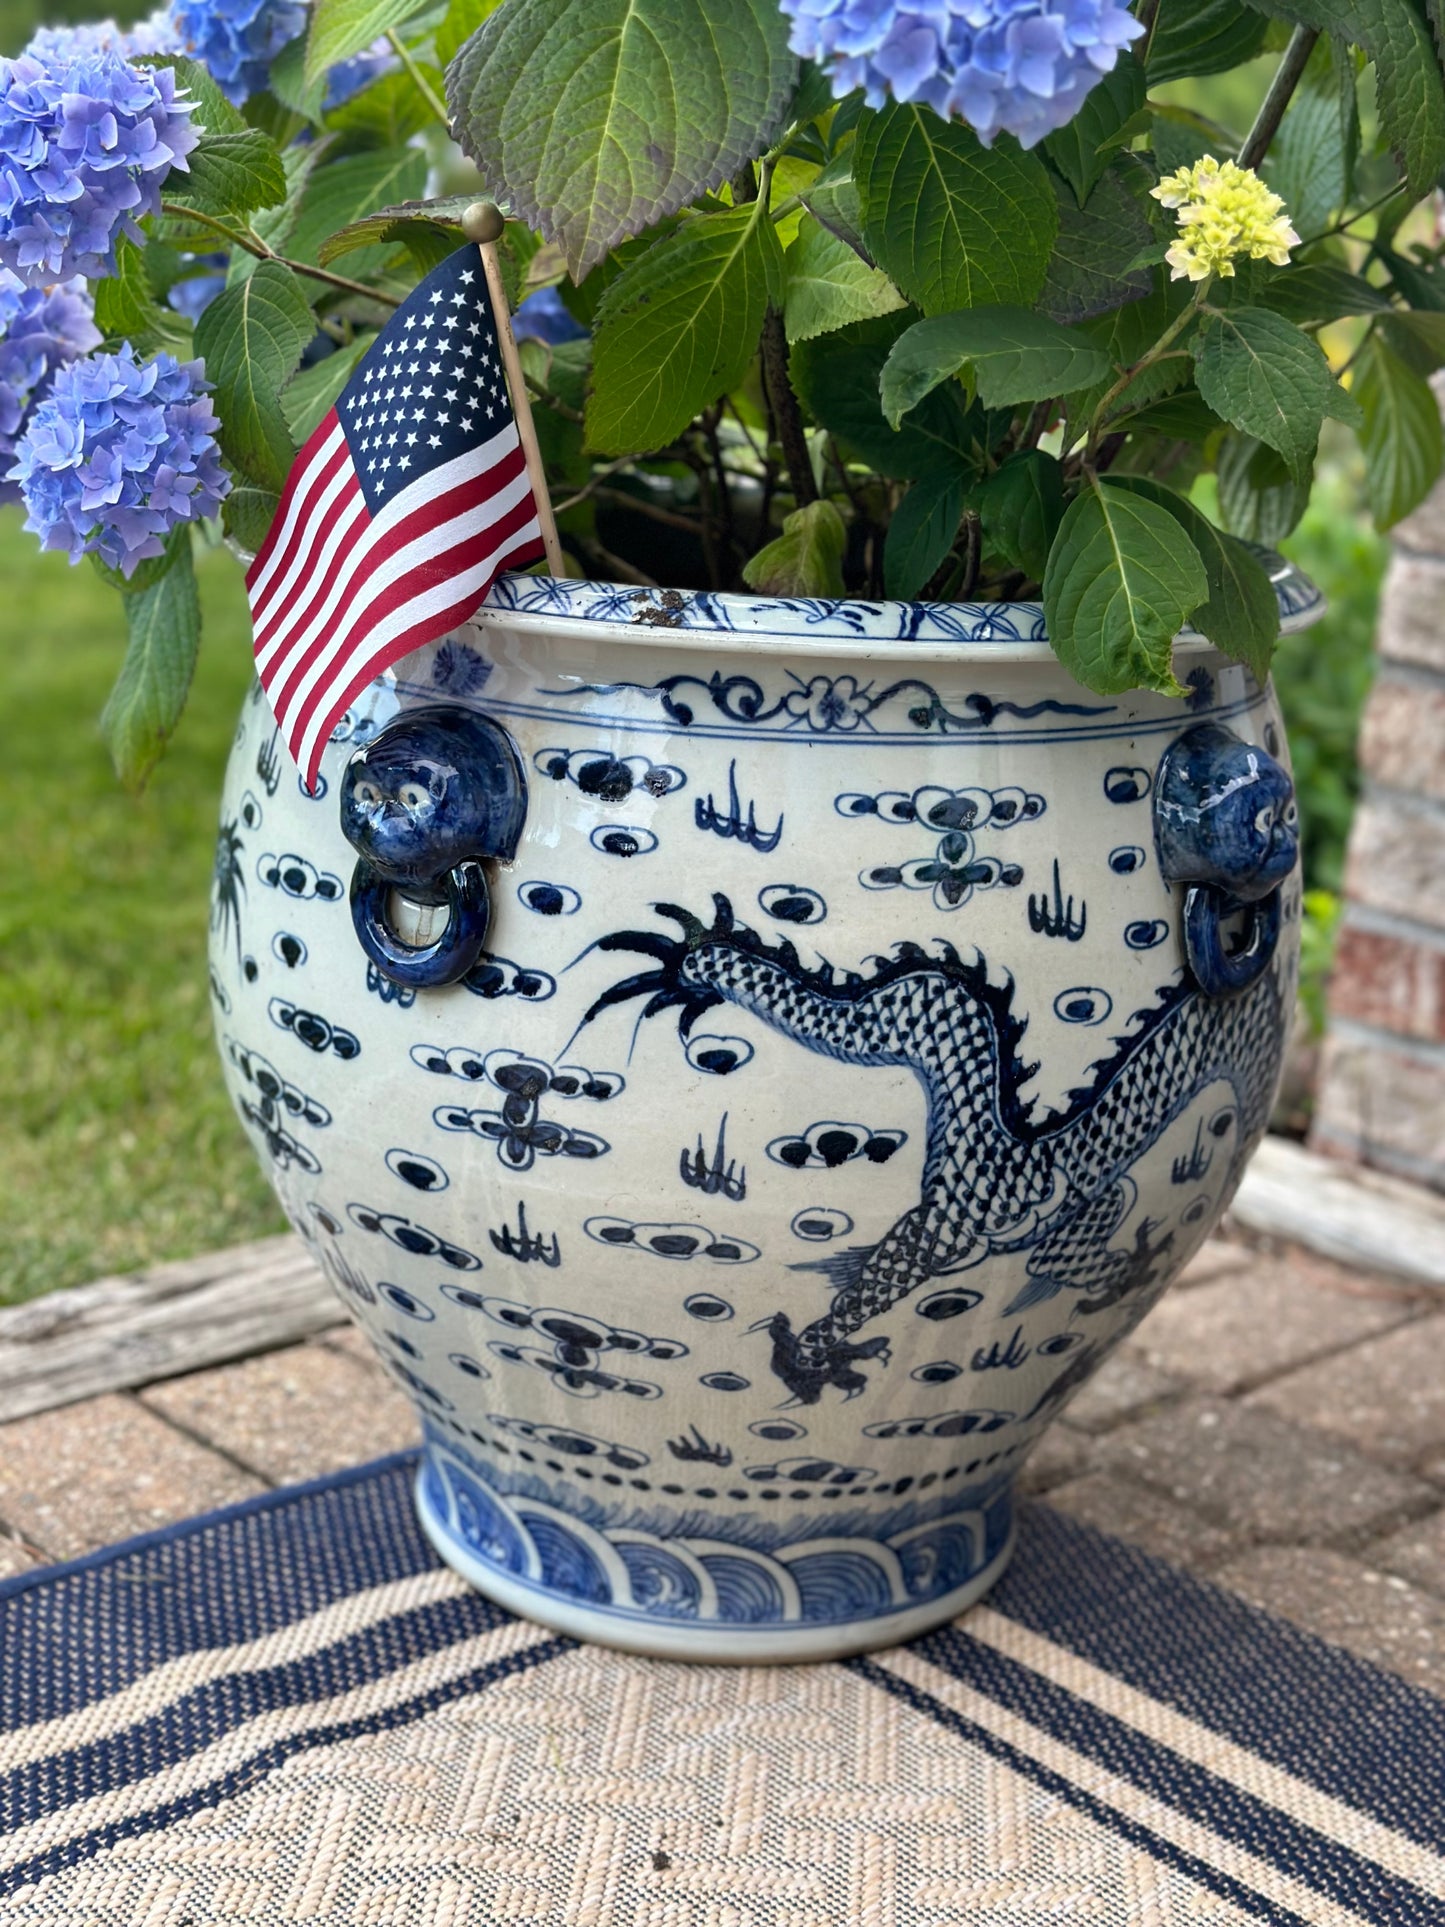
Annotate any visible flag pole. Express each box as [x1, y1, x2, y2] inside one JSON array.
[[460, 200, 567, 580]]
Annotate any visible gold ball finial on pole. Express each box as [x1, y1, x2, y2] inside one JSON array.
[[460, 201, 506, 245]]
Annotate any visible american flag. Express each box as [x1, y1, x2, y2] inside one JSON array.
[[247, 245, 545, 791]]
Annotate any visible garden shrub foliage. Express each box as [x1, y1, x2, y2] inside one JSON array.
[[4, 0, 1445, 782]]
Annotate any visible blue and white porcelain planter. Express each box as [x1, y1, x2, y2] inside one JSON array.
[[210, 567, 1319, 1661]]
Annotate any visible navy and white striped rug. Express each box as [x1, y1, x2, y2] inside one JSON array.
[[2, 1451, 1442, 1924]]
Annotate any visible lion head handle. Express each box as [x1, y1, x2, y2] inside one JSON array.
[[339, 704, 526, 989], [1153, 722, 1298, 1000]]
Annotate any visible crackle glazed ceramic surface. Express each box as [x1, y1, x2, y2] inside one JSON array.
[[210, 566, 1320, 1661]]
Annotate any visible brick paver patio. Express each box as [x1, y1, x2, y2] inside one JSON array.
[[4, 1228, 1444, 1693]]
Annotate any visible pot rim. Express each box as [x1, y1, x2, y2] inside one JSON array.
[[474, 550, 1323, 668]]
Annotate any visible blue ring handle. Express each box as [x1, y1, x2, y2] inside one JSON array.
[[349, 857, 490, 988], [1182, 883, 1281, 999]]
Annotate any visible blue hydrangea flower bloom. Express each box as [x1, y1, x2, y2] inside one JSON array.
[[780, 0, 1144, 148], [325, 37, 400, 108], [0, 37, 198, 285], [166, 251, 229, 321], [171, 0, 307, 106], [9, 343, 231, 576], [0, 273, 100, 500]]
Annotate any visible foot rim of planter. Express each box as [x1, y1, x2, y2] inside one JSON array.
[[414, 1465, 1017, 1664]]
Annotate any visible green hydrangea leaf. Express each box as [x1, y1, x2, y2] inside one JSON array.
[[1215, 434, 1310, 544], [1238, 0, 1445, 198], [304, 0, 433, 85], [437, 0, 503, 66], [1352, 329, 1445, 529], [883, 467, 966, 599], [92, 236, 190, 356], [285, 148, 430, 279], [1043, 55, 1147, 205], [1266, 34, 1357, 242], [853, 102, 1057, 316], [1036, 166, 1155, 324], [194, 261, 316, 492], [222, 484, 282, 556], [881, 307, 1112, 426], [742, 499, 847, 596], [447, 0, 797, 279], [784, 218, 903, 344], [167, 129, 287, 220], [1108, 475, 1279, 679], [1195, 306, 1360, 485], [99, 537, 201, 794], [1146, 0, 1267, 82], [1041, 477, 1206, 696], [1258, 264, 1390, 325], [792, 315, 979, 480], [149, 53, 248, 137], [281, 332, 376, 444], [976, 449, 1065, 581], [586, 206, 784, 455], [800, 159, 871, 263]]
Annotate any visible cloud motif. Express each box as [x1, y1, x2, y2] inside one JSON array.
[[585, 1218, 760, 1263], [385, 1147, 448, 1192], [590, 824, 659, 858], [346, 1203, 480, 1270], [836, 783, 1044, 830], [420, 1045, 619, 1167], [685, 1033, 754, 1075], [862, 1409, 1013, 1440], [1104, 766, 1151, 804], [462, 953, 556, 1003], [518, 880, 581, 916], [257, 852, 343, 901], [226, 1039, 330, 1130], [743, 1456, 873, 1486], [453, 1293, 688, 1400], [534, 746, 685, 800], [1053, 986, 1113, 1027], [268, 999, 360, 1060], [488, 1414, 649, 1471], [1125, 919, 1170, 950], [409, 1045, 622, 1101], [791, 1207, 854, 1241], [749, 1417, 808, 1441], [758, 883, 826, 925], [767, 1121, 907, 1169], [271, 931, 306, 969]]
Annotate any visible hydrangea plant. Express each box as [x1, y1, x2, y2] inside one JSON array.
[[5, 0, 1445, 785]]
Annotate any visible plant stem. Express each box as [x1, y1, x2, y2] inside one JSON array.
[[1238, 25, 1320, 171], [552, 454, 639, 516], [957, 509, 982, 599], [761, 307, 818, 505], [160, 201, 401, 306], [385, 28, 450, 127], [523, 371, 584, 423], [592, 487, 705, 535], [1084, 282, 1210, 455]]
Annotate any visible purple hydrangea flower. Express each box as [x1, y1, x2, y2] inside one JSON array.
[[171, 0, 307, 106], [781, 0, 1145, 147], [8, 342, 231, 576], [0, 274, 101, 499], [0, 36, 199, 285]]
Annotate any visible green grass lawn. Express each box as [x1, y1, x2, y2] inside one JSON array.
[[0, 507, 284, 1305]]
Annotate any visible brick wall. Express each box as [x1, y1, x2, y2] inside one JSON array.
[[1310, 462, 1445, 1191]]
